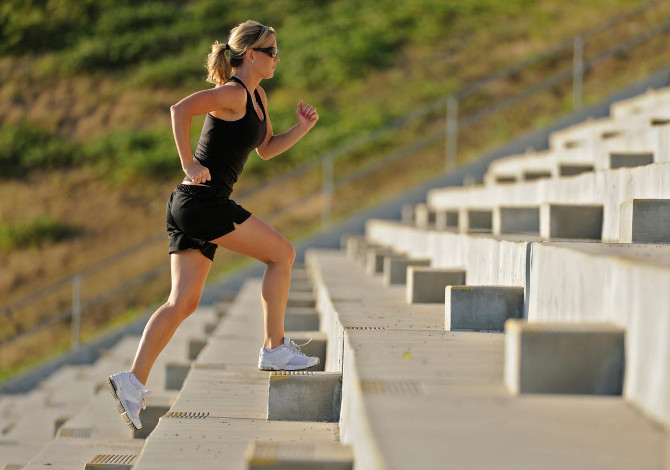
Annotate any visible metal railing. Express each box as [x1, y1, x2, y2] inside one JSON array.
[[2, 0, 669, 359]]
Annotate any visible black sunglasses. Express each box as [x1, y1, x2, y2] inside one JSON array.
[[253, 46, 279, 59]]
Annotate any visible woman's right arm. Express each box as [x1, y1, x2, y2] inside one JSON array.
[[170, 86, 243, 182]]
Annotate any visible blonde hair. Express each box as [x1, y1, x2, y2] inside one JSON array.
[[206, 20, 275, 86]]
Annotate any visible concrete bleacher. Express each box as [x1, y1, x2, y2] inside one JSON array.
[[4, 83, 670, 469]]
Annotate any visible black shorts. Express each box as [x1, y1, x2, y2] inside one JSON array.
[[166, 184, 252, 261]]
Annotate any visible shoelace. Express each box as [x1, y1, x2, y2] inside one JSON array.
[[139, 390, 151, 410], [288, 338, 312, 356]]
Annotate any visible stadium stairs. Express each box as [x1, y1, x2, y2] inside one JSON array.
[[3, 83, 670, 469]]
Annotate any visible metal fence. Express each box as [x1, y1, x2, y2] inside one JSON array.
[[2, 0, 669, 357]]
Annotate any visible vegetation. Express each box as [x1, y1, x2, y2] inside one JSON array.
[[2, 0, 667, 379]]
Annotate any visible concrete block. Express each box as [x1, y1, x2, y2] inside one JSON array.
[[165, 362, 191, 390], [401, 203, 415, 224], [344, 235, 364, 261], [203, 322, 217, 335], [85, 454, 137, 469], [610, 151, 654, 169], [493, 206, 540, 235], [415, 203, 436, 228], [283, 332, 327, 372], [245, 441, 354, 470], [383, 256, 431, 286], [540, 203, 603, 240], [445, 286, 524, 331], [267, 372, 342, 422], [620, 199, 670, 243], [287, 292, 316, 309], [407, 267, 466, 304], [459, 209, 492, 233], [523, 170, 552, 181], [188, 337, 207, 360], [284, 307, 320, 331], [290, 280, 313, 293], [365, 247, 395, 275], [504, 320, 625, 395], [495, 175, 516, 184], [435, 210, 459, 230], [133, 393, 174, 439], [54, 415, 69, 436], [559, 163, 594, 177]]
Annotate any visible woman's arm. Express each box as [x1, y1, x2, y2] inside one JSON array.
[[255, 86, 319, 160], [170, 85, 246, 181]]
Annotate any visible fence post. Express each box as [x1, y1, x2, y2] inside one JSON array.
[[446, 95, 459, 172], [71, 274, 82, 351], [573, 35, 584, 110], [321, 154, 334, 229]]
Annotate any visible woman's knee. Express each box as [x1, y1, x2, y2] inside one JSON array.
[[165, 294, 200, 321], [269, 240, 295, 266]]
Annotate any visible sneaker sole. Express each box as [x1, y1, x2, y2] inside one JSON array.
[[258, 358, 320, 371], [107, 377, 141, 431]]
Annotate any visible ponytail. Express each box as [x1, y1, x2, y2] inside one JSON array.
[[206, 41, 232, 86], [205, 20, 275, 86]]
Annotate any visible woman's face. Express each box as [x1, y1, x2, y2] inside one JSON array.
[[253, 34, 279, 79]]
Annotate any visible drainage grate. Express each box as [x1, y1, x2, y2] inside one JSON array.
[[57, 427, 92, 438], [360, 380, 423, 395], [85, 454, 137, 469], [253, 442, 315, 460], [347, 326, 386, 330], [193, 363, 227, 370], [271, 371, 315, 378], [3, 465, 24, 470], [165, 411, 209, 419], [331, 297, 363, 304]]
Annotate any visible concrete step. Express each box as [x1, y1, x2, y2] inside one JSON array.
[[445, 286, 524, 331], [306, 248, 667, 469], [505, 320, 625, 395], [267, 371, 342, 422], [19, 437, 143, 470], [406, 266, 466, 304], [245, 441, 354, 469], [285, 307, 320, 331]]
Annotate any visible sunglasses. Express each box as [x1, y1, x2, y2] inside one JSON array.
[[253, 46, 279, 59]]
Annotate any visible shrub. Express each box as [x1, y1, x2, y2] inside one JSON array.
[[0, 216, 80, 251]]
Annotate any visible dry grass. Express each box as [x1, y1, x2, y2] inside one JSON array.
[[2, 0, 669, 380]]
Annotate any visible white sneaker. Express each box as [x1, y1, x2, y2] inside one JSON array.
[[258, 337, 320, 371], [107, 371, 151, 430]]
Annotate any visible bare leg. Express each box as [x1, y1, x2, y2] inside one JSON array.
[[211, 215, 295, 350], [130, 250, 211, 385]]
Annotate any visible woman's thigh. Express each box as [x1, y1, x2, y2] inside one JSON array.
[[210, 215, 293, 264], [168, 249, 212, 310]]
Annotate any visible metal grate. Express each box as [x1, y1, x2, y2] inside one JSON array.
[[331, 297, 363, 304], [57, 427, 92, 438], [164, 411, 209, 419], [347, 326, 386, 330], [360, 380, 423, 395], [86, 454, 137, 469], [271, 371, 315, 378]]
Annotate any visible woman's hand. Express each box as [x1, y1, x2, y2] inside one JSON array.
[[183, 160, 211, 184], [296, 100, 319, 132]]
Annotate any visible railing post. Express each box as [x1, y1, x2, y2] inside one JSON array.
[[446, 95, 458, 172], [573, 35, 584, 110], [71, 274, 82, 351], [321, 154, 334, 229]]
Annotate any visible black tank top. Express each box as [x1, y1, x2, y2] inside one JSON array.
[[193, 76, 267, 197]]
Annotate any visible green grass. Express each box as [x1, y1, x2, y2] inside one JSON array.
[[0, 216, 80, 251]]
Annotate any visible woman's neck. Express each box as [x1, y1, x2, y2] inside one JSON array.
[[233, 69, 261, 91]]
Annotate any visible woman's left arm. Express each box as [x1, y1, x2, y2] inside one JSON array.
[[256, 86, 319, 160]]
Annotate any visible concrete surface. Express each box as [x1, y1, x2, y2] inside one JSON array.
[[445, 286, 524, 331], [505, 319, 625, 395]]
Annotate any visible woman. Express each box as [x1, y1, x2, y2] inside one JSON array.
[[107, 20, 320, 431]]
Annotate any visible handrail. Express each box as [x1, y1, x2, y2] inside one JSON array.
[[2, 0, 669, 358]]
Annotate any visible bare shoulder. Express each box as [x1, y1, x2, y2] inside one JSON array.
[[213, 81, 247, 107]]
